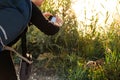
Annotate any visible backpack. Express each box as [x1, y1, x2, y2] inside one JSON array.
[[0, 0, 32, 49]]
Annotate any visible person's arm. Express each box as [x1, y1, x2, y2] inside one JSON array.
[[30, 3, 60, 35]]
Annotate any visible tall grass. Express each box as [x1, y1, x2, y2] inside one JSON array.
[[13, 0, 120, 80]]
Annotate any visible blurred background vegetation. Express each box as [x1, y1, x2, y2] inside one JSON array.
[[13, 0, 120, 80]]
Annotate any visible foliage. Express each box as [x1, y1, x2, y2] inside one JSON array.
[[13, 0, 120, 80]]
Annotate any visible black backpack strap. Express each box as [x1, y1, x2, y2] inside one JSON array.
[[19, 29, 32, 80]]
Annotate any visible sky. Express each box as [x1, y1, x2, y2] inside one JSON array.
[[71, 0, 120, 27]]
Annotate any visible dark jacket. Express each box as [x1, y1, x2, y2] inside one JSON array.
[[30, 3, 59, 35]]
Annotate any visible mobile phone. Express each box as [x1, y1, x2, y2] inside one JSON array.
[[48, 16, 56, 23]]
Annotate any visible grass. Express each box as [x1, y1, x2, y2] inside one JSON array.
[[13, 0, 120, 79], [26, 21, 119, 80]]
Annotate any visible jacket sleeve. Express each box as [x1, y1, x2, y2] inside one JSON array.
[[30, 3, 60, 35]]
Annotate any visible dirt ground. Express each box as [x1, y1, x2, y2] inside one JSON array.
[[15, 64, 60, 80], [28, 67, 60, 80]]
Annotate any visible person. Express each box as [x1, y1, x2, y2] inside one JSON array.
[[0, 0, 62, 80], [32, 0, 44, 6]]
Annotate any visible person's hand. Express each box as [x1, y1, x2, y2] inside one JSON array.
[[54, 15, 63, 27], [43, 12, 63, 27], [43, 12, 52, 18]]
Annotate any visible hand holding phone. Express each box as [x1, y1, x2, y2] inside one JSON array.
[[48, 15, 63, 27], [48, 16, 56, 23]]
